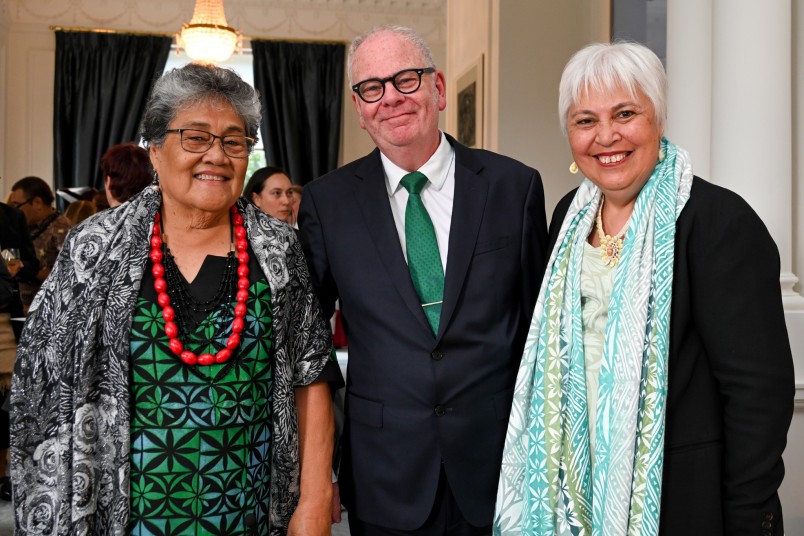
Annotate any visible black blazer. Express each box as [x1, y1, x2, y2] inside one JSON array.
[[0, 203, 39, 334], [0, 262, 13, 310], [299, 134, 548, 529], [549, 177, 793, 536], [0, 203, 39, 286]]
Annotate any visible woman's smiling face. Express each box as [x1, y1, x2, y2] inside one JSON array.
[[150, 99, 249, 219], [567, 84, 663, 203]]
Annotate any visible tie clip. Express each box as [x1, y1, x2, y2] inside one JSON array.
[[421, 300, 443, 307]]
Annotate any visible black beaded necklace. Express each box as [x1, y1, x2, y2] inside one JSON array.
[[159, 221, 237, 345]]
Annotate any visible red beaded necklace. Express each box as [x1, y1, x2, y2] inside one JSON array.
[[150, 205, 250, 366]]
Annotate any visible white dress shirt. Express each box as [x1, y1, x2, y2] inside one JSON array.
[[381, 132, 456, 270]]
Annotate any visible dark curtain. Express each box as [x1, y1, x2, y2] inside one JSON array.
[[54, 31, 171, 191], [252, 40, 344, 185]]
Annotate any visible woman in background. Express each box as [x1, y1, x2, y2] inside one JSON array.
[[243, 166, 296, 225], [101, 142, 153, 207], [495, 42, 793, 535], [63, 199, 96, 225]]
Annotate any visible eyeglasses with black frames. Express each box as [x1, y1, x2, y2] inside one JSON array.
[[352, 68, 436, 104], [165, 129, 255, 159], [11, 198, 32, 209]]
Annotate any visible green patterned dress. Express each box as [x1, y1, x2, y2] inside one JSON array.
[[580, 241, 616, 453], [129, 252, 274, 535]]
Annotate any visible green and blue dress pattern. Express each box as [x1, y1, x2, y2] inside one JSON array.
[[129, 254, 274, 535]]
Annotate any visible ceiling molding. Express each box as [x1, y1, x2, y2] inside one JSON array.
[[9, 0, 446, 44]]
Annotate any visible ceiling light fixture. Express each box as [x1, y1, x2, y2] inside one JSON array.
[[176, 0, 242, 64]]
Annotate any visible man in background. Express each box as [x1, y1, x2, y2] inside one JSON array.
[[0, 191, 39, 501], [8, 177, 70, 305], [299, 25, 547, 535]]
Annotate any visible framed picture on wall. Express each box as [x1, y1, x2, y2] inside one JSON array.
[[455, 55, 483, 149]]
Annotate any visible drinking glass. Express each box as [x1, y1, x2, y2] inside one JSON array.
[[2, 248, 21, 270]]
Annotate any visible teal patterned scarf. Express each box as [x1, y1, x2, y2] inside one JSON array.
[[495, 138, 693, 535]]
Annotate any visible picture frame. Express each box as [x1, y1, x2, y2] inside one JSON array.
[[455, 55, 484, 149]]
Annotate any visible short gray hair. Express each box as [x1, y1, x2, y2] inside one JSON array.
[[558, 41, 667, 135], [140, 63, 261, 146], [347, 25, 436, 85]]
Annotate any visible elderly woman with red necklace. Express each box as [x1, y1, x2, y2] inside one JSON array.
[[495, 42, 793, 535], [11, 63, 341, 536]]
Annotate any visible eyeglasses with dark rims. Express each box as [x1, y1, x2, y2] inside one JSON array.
[[165, 128, 255, 159], [352, 67, 436, 103]]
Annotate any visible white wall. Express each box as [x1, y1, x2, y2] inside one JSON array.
[[782, 313, 804, 533], [446, 0, 608, 219], [796, 0, 804, 297], [0, 0, 447, 198], [782, 2, 804, 531]]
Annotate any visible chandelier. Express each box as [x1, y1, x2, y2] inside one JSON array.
[[176, 0, 242, 64]]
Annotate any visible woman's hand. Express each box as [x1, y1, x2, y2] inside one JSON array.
[[291, 381, 335, 536], [288, 494, 332, 536], [6, 260, 22, 278]]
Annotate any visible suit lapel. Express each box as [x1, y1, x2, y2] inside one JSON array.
[[353, 150, 434, 334], [438, 138, 488, 340]]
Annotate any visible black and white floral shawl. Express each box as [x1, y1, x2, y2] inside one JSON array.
[[10, 184, 333, 535]]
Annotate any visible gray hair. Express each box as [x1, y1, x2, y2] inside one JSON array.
[[347, 25, 436, 85], [140, 63, 261, 146], [558, 41, 667, 135]]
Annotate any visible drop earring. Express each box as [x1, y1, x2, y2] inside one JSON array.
[[569, 161, 579, 174], [658, 149, 666, 162]]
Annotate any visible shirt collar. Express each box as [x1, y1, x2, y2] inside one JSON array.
[[383, 132, 453, 197]]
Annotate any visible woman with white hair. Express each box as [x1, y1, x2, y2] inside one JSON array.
[[494, 42, 793, 535]]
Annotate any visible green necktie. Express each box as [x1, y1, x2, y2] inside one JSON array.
[[401, 171, 444, 334]]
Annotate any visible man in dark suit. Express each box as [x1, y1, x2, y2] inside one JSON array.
[[0, 199, 40, 502], [299, 26, 548, 535]]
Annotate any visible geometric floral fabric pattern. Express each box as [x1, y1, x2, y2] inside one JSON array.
[[495, 139, 693, 535], [130, 255, 274, 535]]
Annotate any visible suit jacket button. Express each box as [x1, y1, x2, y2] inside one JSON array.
[[434, 405, 446, 417], [761, 521, 772, 529], [431, 349, 443, 361], [764, 512, 774, 521]]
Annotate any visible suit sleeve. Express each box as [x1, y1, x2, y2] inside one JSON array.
[[686, 193, 793, 534], [520, 169, 549, 318], [298, 185, 339, 321], [6, 207, 40, 284], [0, 261, 13, 309]]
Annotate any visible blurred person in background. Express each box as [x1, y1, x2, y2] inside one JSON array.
[[93, 191, 110, 211], [243, 166, 296, 225], [0, 193, 38, 502], [9, 177, 71, 283], [64, 199, 97, 225], [101, 142, 153, 207], [8, 176, 70, 305], [289, 184, 303, 229]]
